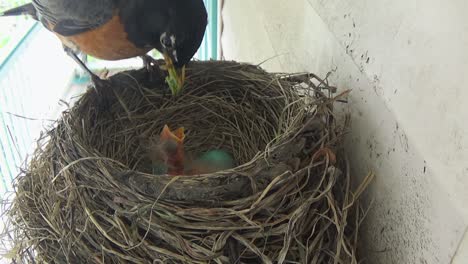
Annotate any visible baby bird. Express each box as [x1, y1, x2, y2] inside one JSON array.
[[149, 125, 235, 175], [149, 125, 185, 175]]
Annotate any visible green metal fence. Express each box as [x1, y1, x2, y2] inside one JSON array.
[[199, 0, 219, 60], [0, 0, 219, 196]]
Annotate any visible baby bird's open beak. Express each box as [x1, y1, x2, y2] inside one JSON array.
[[160, 125, 185, 143]]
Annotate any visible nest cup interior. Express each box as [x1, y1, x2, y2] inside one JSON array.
[[77, 61, 305, 175]]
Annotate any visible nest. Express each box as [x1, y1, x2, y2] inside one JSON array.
[[3, 61, 371, 263]]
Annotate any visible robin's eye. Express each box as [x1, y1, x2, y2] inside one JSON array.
[[160, 33, 173, 48]]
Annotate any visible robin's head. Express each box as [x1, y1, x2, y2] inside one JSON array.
[[155, 0, 208, 68], [118, 0, 207, 93], [119, 0, 207, 67]]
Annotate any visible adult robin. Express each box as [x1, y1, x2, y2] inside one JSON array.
[[1, 0, 208, 94]]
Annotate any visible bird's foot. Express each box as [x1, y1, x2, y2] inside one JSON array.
[[141, 54, 158, 69], [63, 45, 108, 91], [92, 78, 113, 113], [62, 47, 113, 112], [99, 69, 110, 79], [141, 55, 163, 82], [88, 69, 110, 95], [91, 74, 107, 90]]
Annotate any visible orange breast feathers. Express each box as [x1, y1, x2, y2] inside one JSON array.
[[54, 15, 151, 60]]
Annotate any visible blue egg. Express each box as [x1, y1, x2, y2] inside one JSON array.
[[198, 150, 235, 170]]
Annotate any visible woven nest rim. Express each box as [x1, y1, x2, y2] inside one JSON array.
[[3, 60, 372, 264]]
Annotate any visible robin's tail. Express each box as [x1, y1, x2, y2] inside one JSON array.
[[0, 3, 37, 19]]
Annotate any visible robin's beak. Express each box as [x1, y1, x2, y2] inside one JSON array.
[[162, 51, 185, 95]]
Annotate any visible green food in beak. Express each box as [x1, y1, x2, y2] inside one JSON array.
[[163, 52, 185, 95]]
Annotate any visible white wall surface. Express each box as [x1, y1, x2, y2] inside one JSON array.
[[221, 1, 468, 263]]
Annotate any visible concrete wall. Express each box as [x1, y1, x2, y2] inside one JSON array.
[[221, 1, 468, 263]]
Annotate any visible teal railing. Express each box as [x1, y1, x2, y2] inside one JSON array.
[[0, 0, 219, 195], [198, 0, 219, 60], [0, 23, 41, 196]]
